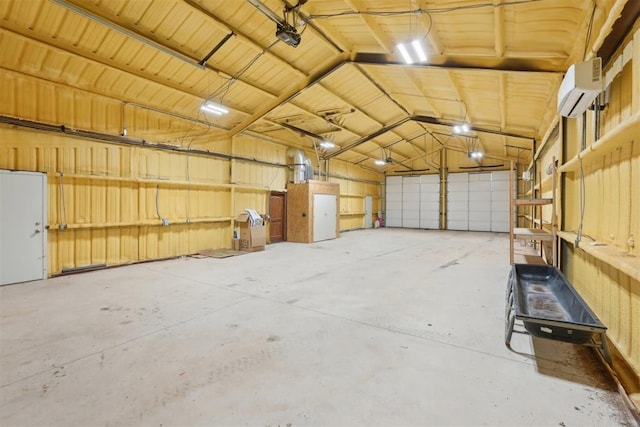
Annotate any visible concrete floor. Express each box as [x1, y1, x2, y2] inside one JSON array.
[[0, 229, 635, 426]]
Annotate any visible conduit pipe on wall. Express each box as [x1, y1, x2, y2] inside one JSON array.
[[0, 115, 286, 168]]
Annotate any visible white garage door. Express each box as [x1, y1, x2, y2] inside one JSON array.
[[402, 176, 420, 228], [385, 175, 440, 229], [490, 171, 510, 232], [385, 176, 402, 227], [469, 173, 491, 231], [420, 174, 440, 229], [447, 171, 510, 232], [447, 173, 469, 231]]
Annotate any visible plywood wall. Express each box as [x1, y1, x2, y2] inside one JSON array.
[[0, 73, 383, 275], [543, 23, 640, 390]]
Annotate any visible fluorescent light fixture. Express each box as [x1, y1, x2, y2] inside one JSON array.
[[411, 39, 427, 62], [319, 141, 335, 149], [375, 159, 386, 166], [397, 40, 427, 65], [469, 151, 483, 159], [201, 101, 229, 115], [397, 43, 413, 64], [453, 123, 471, 134]]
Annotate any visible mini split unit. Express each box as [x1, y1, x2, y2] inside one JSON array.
[[557, 58, 603, 118]]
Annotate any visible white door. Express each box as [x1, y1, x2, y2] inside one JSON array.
[[468, 173, 492, 231], [402, 176, 421, 228], [491, 171, 510, 232], [0, 170, 47, 285], [385, 176, 402, 227], [364, 196, 373, 229], [313, 194, 337, 242], [447, 173, 469, 231], [420, 174, 440, 229]]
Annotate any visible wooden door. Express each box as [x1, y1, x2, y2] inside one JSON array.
[[269, 191, 286, 243]]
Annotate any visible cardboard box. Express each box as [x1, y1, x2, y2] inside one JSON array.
[[236, 213, 266, 252], [232, 238, 240, 251]]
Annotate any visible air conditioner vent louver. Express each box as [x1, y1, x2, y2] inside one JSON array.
[[557, 58, 603, 118]]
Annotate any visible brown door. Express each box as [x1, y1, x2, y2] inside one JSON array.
[[269, 191, 286, 243]]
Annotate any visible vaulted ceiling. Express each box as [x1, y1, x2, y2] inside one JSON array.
[[0, 0, 626, 172]]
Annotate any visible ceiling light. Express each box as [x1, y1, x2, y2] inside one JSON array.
[[201, 101, 229, 115], [397, 43, 413, 64], [397, 40, 428, 65], [469, 151, 484, 159], [375, 159, 386, 166], [319, 141, 335, 149], [411, 40, 427, 62], [453, 123, 471, 134]]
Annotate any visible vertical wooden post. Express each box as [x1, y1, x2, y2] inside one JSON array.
[[509, 160, 514, 264], [439, 148, 447, 230]]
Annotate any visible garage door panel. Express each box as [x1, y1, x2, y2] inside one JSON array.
[[387, 192, 402, 202], [491, 221, 509, 232], [469, 173, 491, 182], [469, 181, 491, 192], [492, 200, 509, 211], [420, 192, 439, 203], [469, 210, 491, 221], [469, 200, 491, 211], [469, 221, 491, 231], [469, 191, 491, 202], [446, 171, 510, 232], [448, 220, 468, 231], [492, 179, 509, 191]]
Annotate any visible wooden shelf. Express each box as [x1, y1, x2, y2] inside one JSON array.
[[514, 254, 547, 265], [513, 198, 553, 206], [558, 111, 640, 174], [339, 212, 365, 216], [534, 175, 553, 192], [557, 231, 640, 282], [513, 227, 554, 241]]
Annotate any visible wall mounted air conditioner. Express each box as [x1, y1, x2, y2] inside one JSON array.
[[557, 58, 603, 118]]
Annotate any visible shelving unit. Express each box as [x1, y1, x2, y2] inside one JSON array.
[[509, 159, 557, 265]]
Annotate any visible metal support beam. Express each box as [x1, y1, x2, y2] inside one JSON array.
[[412, 115, 535, 141], [228, 53, 350, 136], [325, 117, 412, 159], [350, 52, 565, 74]]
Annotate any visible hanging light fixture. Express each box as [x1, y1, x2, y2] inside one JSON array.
[[453, 123, 471, 134], [319, 141, 335, 149], [396, 40, 427, 65], [201, 101, 229, 115], [374, 159, 386, 166]]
